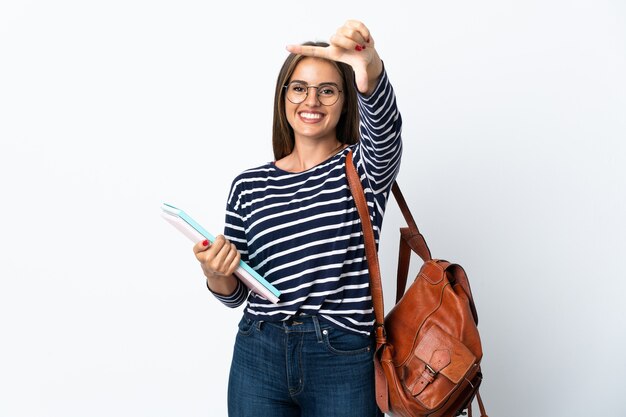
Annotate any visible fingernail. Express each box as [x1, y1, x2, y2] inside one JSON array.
[[355, 45, 363, 52], [202, 240, 209, 246]]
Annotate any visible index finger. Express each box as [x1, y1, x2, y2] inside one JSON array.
[[343, 20, 371, 44], [285, 44, 330, 59], [192, 239, 210, 254]]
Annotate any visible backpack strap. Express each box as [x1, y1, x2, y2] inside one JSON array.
[[392, 183, 432, 302], [345, 150, 432, 303], [345, 150, 386, 342], [391, 182, 432, 263], [345, 150, 390, 413]]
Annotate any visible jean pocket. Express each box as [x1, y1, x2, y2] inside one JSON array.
[[322, 327, 373, 356], [237, 317, 255, 336]]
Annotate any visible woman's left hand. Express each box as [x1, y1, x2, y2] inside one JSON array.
[[286, 20, 383, 95]]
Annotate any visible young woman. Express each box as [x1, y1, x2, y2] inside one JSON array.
[[193, 20, 402, 416]]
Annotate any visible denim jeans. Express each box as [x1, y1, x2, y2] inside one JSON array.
[[228, 315, 382, 417]]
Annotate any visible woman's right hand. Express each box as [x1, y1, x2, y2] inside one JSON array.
[[286, 19, 383, 95], [194, 235, 241, 295]]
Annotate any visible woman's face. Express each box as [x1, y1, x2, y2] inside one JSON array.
[[285, 57, 345, 144]]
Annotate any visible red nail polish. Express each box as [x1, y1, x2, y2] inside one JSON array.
[[202, 239, 209, 246], [355, 45, 363, 51]]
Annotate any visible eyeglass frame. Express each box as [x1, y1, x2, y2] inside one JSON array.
[[283, 81, 343, 106]]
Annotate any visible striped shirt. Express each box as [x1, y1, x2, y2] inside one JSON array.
[[211, 68, 402, 335]]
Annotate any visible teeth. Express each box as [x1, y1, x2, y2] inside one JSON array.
[[300, 112, 322, 120]]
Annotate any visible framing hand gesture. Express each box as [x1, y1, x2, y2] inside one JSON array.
[[286, 20, 383, 95]]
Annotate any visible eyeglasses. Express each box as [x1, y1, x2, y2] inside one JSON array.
[[284, 81, 342, 106]]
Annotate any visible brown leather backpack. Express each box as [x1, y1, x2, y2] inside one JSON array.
[[346, 151, 488, 417]]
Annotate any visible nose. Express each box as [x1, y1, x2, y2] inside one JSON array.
[[303, 86, 321, 106]]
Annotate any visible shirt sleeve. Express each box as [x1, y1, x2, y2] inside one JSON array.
[[224, 181, 250, 264], [205, 178, 250, 308], [207, 279, 247, 308], [353, 63, 403, 229]]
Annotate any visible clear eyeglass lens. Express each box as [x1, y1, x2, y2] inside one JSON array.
[[286, 82, 339, 106]]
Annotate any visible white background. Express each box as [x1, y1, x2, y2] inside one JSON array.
[[1, 1, 625, 416]]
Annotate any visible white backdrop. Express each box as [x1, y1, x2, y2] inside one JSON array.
[[1, 1, 625, 416]]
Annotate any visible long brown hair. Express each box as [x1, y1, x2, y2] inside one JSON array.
[[272, 42, 360, 160]]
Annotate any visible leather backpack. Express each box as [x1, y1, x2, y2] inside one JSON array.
[[346, 151, 488, 417]]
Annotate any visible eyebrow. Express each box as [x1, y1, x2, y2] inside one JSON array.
[[289, 80, 342, 88]]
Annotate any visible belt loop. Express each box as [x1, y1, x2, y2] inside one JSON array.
[[312, 316, 323, 343], [256, 320, 263, 331]]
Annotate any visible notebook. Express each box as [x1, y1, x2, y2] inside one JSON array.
[[160, 203, 281, 304]]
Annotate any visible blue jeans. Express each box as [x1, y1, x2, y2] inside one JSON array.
[[228, 315, 382, 417]]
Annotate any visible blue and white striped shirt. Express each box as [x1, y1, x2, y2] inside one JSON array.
[[212, 68, 402, 335]]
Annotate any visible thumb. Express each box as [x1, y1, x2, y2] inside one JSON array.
[[353, 63, 369, 94]]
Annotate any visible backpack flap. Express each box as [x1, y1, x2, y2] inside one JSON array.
[[404, 324, 477, 409]]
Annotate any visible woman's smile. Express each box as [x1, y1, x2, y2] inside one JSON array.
[[298, 111, 325, 123]]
